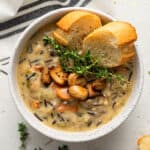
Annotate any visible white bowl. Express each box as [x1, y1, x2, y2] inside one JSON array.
[[9, 7, 144, 142]]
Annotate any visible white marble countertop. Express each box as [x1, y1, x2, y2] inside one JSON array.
[[0, 0, 150, 149]]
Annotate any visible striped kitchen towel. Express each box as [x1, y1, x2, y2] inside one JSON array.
[[0, 0, 92, 40]]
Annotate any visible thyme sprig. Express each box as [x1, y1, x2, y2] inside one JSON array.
[[43, 36, 124, 81], [18, 122, 29, 149], [17, 122, 69, 150]]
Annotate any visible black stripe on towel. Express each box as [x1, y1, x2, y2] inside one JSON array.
[[0, 27, 26, 39], [19, 0, 67, 12], [0, 0, 92, 39], [80, 0, 92, 6], [0, 0, 78, 31]]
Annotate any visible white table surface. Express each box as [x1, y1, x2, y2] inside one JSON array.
[[0, 0, 150, 149]]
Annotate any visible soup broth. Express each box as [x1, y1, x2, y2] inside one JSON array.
[[17, 23, 135, 132]]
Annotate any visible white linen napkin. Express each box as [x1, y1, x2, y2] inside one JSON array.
[[0, 0, 23, 23]]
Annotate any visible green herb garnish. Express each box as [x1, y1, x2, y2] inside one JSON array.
[[58, 145, 69, 150], [18, 122, 29, 149], [43, 36, 124, 81]]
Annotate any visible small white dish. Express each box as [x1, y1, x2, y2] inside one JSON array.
[[9, 7, 144, 142]]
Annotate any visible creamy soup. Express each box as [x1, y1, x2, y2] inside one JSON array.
[[17, 23, 135, 132]]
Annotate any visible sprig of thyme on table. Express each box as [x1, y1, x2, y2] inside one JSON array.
[[43, 35, 124, 81], [18, 122, 29, 149], [18, 122, 69, 150]]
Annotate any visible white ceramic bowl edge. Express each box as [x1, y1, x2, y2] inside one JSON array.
[[9, 7, 144, 142]]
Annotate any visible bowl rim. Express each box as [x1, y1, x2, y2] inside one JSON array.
[[9, 7, 144, 142]]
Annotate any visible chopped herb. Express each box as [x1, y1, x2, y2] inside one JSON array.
[[18, 122, 29, 149], [58, 145, 69, 150], [17, 123, 68, 150], [43, 36, 124, 81]]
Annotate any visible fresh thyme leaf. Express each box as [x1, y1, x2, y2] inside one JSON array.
[[58, 145, 69, 150], [43, 36, 124, 81], [43, 35, 52, 46], [18, 122, 29, 149], [43, 35, 61, 50], [17, 122, 69, 150]]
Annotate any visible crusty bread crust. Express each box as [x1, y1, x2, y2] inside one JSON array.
[[119, 44, 136, 65], [54, 11, 102, 49], [53, 30, 69, 46], [83, 21, 137, 67], [57, 11, 101, 31], [137, 135, 150, 150], [99, 21, 137, 46]]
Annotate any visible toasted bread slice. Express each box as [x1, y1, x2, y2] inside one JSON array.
[[53, 11, 102, 50], [57, 11, 101, 31], [137, 135, 150, 150], [53, 30, 69, 46], [83, 21, 137, 67]]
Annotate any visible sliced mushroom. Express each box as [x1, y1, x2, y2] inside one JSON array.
[[92, 79, 106, 91], [69, 85, 88, 100], [41, 67, 51, 85], [87, 84, 100, 98], [56, 104, 78, 113], [50, 66, 68, 85], [56, 87, 72, 101], [68, 73, 87, 86]]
